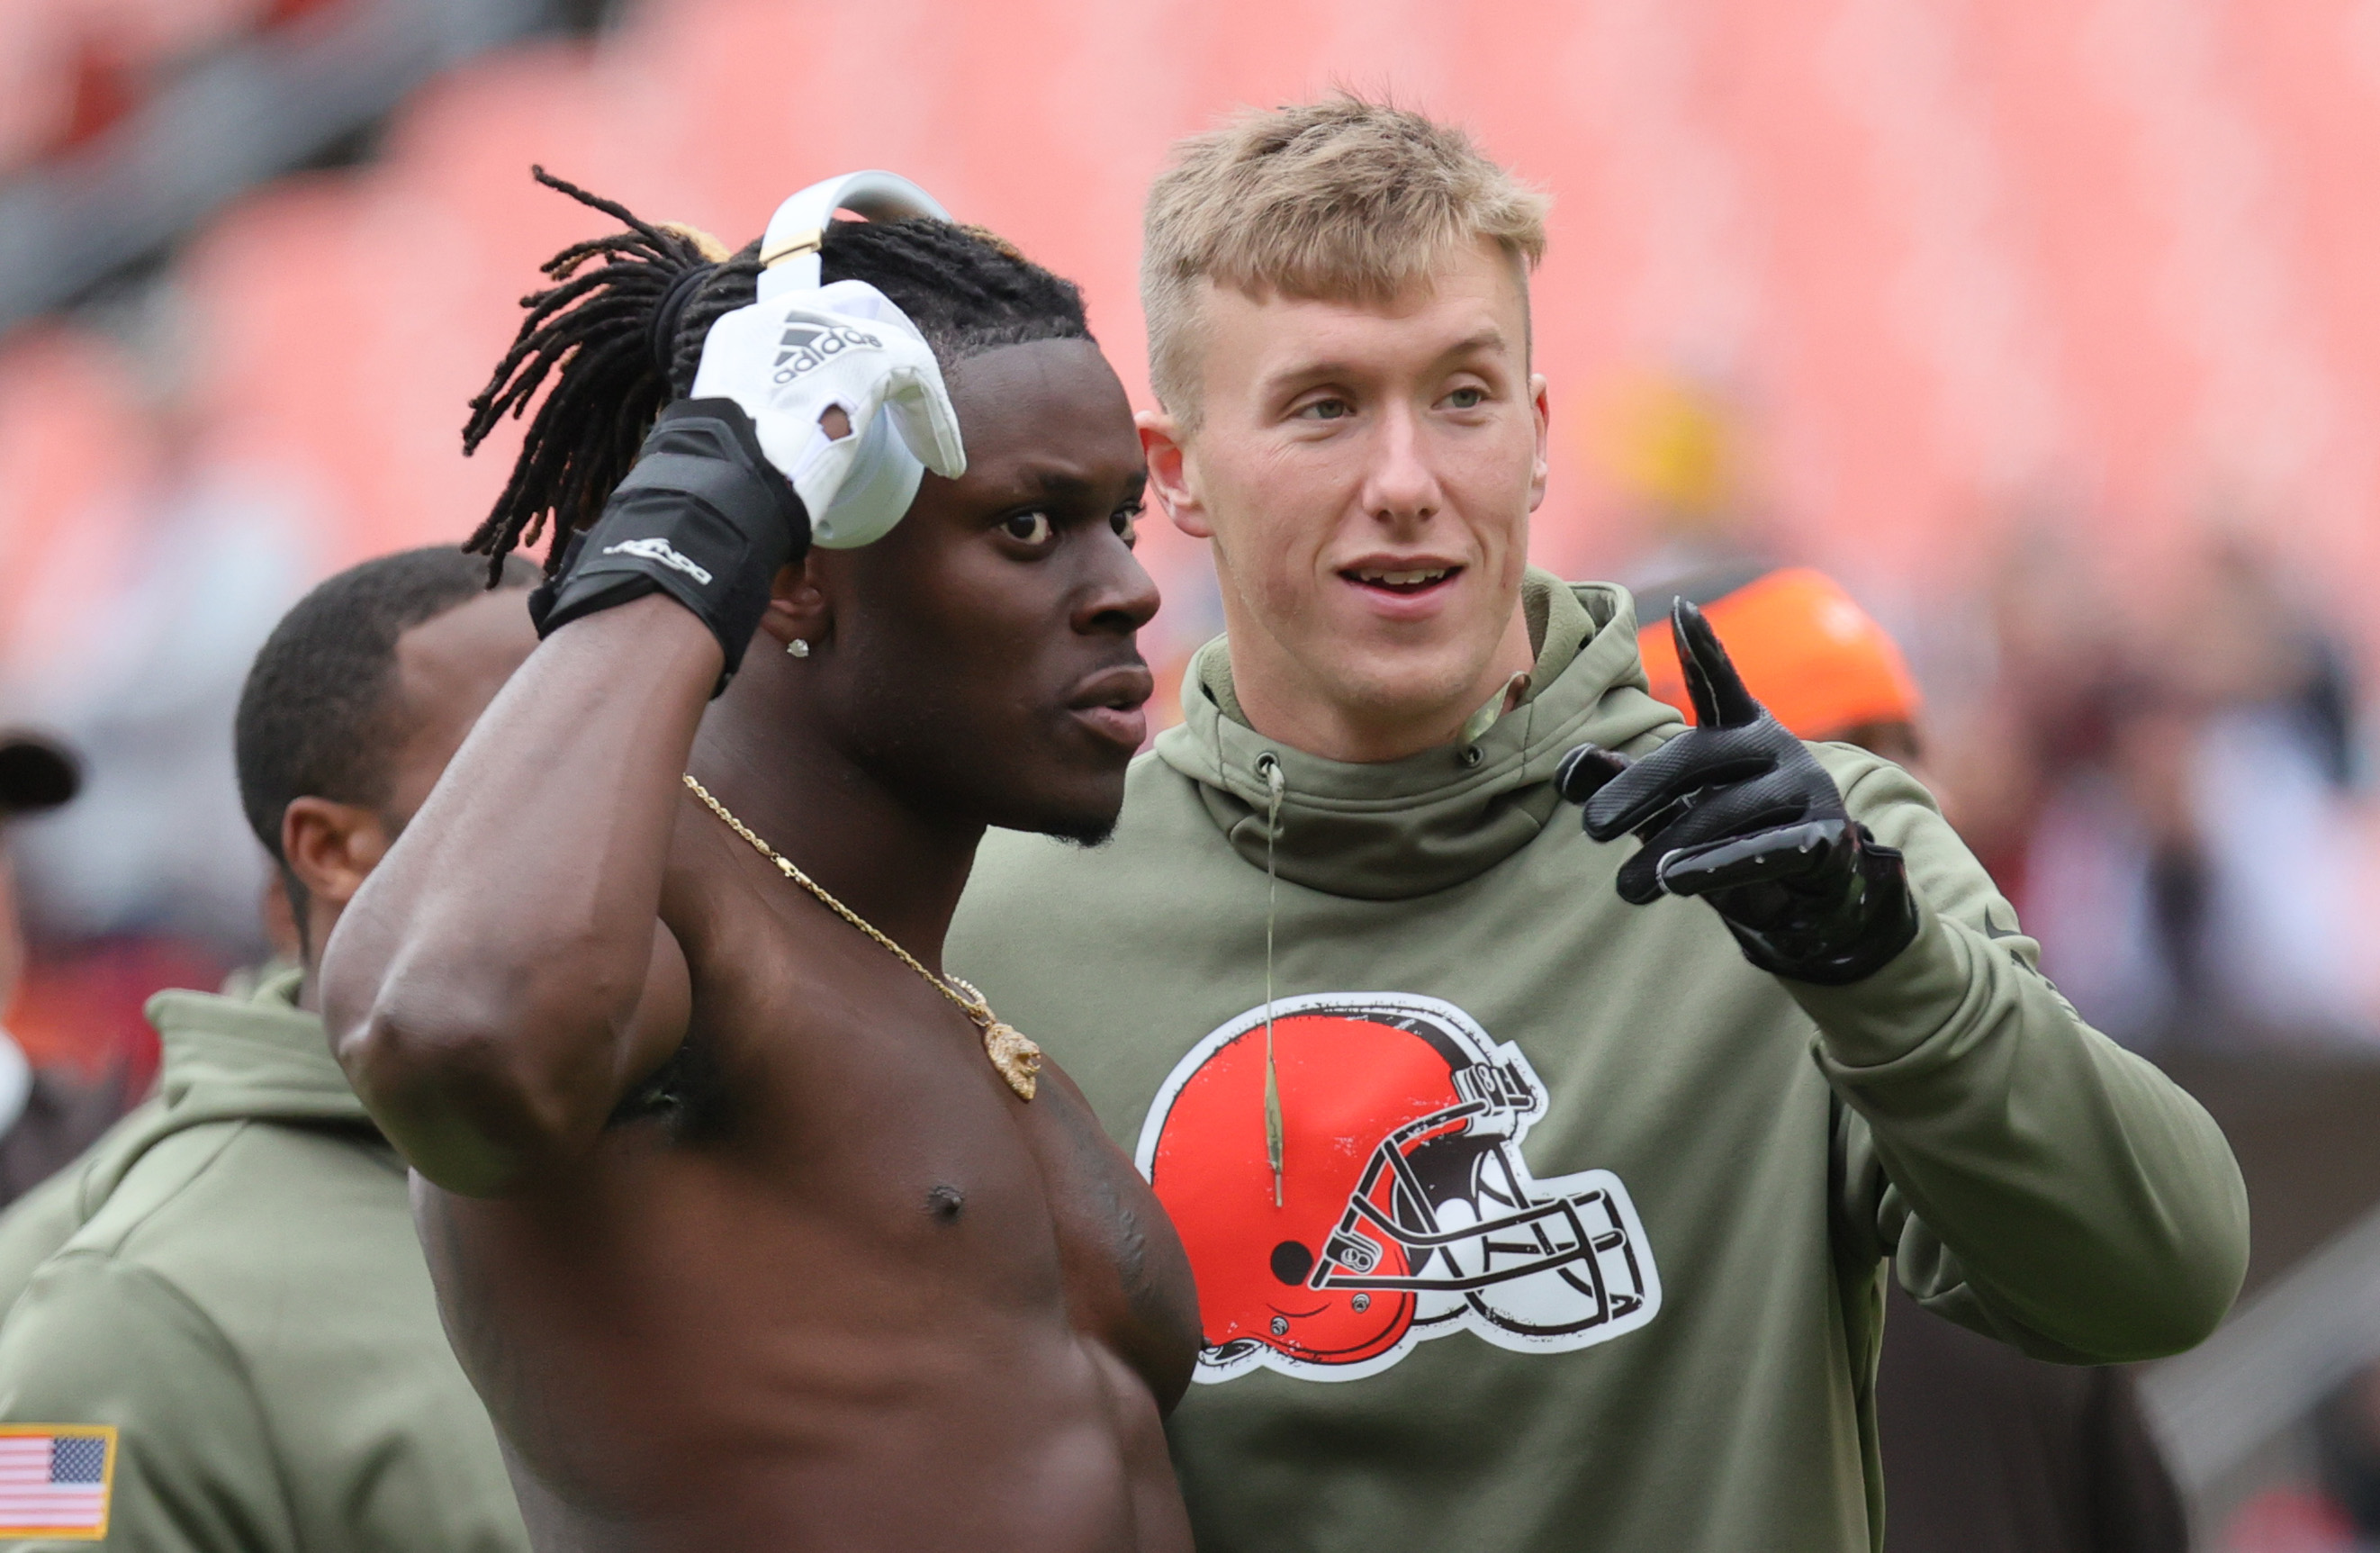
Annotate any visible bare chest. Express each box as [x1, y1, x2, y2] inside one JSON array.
[[592, 948, 1198, 1391]]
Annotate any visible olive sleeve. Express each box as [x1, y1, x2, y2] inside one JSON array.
[[1799, 747, 2249, 1363], [0, 1253, 299, 1553]]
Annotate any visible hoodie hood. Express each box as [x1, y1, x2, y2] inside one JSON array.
[[1153, 570, 1684, 900], [77, 967, 370, 1213]]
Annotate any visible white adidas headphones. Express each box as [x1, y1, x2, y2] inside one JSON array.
[[753, 170, 952, 548]]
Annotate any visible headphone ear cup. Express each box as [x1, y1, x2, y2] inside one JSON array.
[[807, 411, 925, 548], [738, 173, 960, 548]]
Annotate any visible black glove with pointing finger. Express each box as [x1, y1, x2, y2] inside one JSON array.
[[1555, 598, 1921, 986]]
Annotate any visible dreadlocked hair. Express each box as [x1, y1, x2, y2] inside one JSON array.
[[460, 167, 1094, 582]]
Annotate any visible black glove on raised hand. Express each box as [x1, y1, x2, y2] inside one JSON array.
[[530, 398, 808, 691], [1555, 599, 1921, 985]]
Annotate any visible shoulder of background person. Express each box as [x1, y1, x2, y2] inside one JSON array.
[[37, 1111, 410, 1352], [0, 1089, 164, 1328], [10, 1109, 414, 1400], [0, 965, 366, 1332], [0, 1116, 525, 1552], [0, 1066, 127, 1205], [0, 1250, 297, 1553], [0, 1155, 102, 1327]]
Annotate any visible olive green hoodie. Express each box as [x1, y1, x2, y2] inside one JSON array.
[[946, 573, 2247, 1553], [0, 970, 527, 1552]]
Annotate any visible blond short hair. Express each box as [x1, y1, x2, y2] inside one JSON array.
[[1141, 94, 1550, 426]]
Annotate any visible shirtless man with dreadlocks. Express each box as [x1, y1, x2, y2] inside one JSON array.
[[318, 171, 1198, 1552]]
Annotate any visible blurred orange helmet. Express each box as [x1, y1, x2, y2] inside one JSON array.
[[1636, 567, 1921, 740]]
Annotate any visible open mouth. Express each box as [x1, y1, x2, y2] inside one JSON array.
[[1340, 564, 1463, 601]]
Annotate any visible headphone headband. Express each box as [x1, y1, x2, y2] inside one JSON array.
[[756, 171, 951, 299]]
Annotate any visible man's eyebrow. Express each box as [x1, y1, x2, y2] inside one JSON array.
[[1259, 330, 1516, 390], [1441, 327, 1510, 358], [1262, 357, 1358, 387], [1001, 465, 1149, 503]]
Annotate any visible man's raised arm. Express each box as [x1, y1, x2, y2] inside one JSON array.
[[320, 185, 972, 1196], [1561, 598, 2249, 1360], [320, 591, 713, 1196], [320, 386, 830, 1194], [1808, 751, 2248, 1362]]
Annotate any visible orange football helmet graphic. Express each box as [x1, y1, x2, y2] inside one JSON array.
[[1136, 993, 1661, 1384]]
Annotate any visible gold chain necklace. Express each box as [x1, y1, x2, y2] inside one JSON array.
[[681, 773, 1041, 1100]]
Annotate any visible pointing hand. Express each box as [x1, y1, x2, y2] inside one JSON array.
[[1554, 599, 1921, 985]]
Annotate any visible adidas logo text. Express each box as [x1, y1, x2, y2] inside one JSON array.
[[772, 321, 881, 384]]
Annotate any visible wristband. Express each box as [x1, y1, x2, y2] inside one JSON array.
[[532, 399, 809, 692]]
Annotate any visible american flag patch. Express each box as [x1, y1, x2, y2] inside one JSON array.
[[0, 1426, 114, 1539]]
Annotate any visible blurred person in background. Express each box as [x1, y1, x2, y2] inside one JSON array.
[[0, 546, 536, 1551], [0, 871, 302, 1314], [2306, 1362, 2380, 1549], [1594, 369, 1773, 591], [2006, 528, 2369, 1049], [0, 733, 128, 1206], [2215, 1361, 2380, 1553], [1640, 563, 2189, 1553], [950, 95, 2245, 1553], [2141, 532, 2367, 1042]]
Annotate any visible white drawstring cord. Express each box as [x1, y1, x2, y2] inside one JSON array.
[[1258, 752, 1286, 1209]]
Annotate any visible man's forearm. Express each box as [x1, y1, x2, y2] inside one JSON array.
[[1799, 757, 2249, 1361]]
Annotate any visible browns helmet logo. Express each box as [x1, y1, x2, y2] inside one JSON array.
[[1136, 992, 1661, 1385]]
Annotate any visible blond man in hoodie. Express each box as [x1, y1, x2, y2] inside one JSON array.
[[946, 95, 2247, 1553]]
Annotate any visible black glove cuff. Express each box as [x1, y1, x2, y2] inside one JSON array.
[[535, 399, 809, 693], [1723, 832, 1922, 987]]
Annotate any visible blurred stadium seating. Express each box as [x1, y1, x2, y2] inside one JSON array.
[[0, 6, 2376, 1538]]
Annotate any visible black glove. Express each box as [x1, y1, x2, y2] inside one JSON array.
[[1555, 598, 1920, 985], [530, 398, 809, 691]]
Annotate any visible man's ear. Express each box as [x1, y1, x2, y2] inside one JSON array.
[[757, 554, 833, 652], [1528, 373, 1551, 513], [281, 798, 391, 913], [1137, 411, 1213, 541]]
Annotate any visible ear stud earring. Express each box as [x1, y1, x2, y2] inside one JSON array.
[[787, 638, 811, 658]]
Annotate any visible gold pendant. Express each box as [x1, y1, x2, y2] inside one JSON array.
[[982, 1021, 1042, 1102]]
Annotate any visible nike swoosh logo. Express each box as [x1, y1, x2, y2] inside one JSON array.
[[1980, 912, 2054, 986]]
